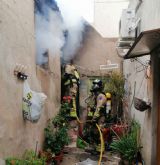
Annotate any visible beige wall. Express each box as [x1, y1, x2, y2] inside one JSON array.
[[74, 26, 122, 73], [0, 0, 60, 158], [73, 25, 122, 109]]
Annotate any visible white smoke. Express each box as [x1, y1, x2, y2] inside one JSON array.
[[35, 0, 86, 65], [56, 0, 86, 62], [35, 8, 65, 65]]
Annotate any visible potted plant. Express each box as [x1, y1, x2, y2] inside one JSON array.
[[44, 116, 70, 164], [52, 102, 71, 128], [38, 150, 56, 165], [110, 121, 142, 165]]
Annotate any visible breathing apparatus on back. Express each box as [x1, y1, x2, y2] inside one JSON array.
[[106, 92, 112, 115]]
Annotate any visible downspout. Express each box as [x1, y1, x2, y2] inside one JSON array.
[[135, 0, 143, 12]]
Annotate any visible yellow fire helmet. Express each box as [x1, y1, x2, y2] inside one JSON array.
[[106, 92, 111, 99]]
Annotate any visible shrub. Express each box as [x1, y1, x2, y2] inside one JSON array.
[[6, 150, 46, 165], [110, 121, 142, 164], [44, 121, 70, 155]]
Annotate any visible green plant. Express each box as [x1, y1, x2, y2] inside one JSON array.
[[44, 101, 71, 156], [52, 102, 71, 128], [104, 72, 125, 117], [44, 120, 70, 155], [55, 126, 70, 152], [60, 102, 72, 118], [52, 113, 67, 128], [44, 121, 57, 153], [23, 150, 46, 163], [6, 157, 22, 165], [104, 72, 125, 100], [6, 150, 46, 165], [110, 121, 142, 164]]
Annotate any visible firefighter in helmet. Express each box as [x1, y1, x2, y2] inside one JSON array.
[[62, 61, 80, 117], [90, 79, 107, 123], [87, 79, 106, 153]]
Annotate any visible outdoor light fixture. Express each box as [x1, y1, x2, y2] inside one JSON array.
[[14, 64, 28, 81]]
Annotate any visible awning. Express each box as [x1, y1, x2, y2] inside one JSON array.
[[124, 28, 160, 59]]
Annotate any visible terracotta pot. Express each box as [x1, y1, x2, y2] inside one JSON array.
[[54, 151, 64, 165], [123, 160, 129, 165], [38, 150, 55, 165], [111, 124, 127, 137], [121, 160, 134, 165]]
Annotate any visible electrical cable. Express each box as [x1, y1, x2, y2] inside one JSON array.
[[129, 81, 136, 111]]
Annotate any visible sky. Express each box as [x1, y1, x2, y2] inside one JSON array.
[[57, 0, 94, 23], [76, 0, 94, 23], [56, 0, 129, 24], [56, 0, 129, 37]]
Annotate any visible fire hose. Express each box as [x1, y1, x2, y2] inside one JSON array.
[[71, 94, 104, 164], [96, 123, 104, 165], [76, 115, 104, 165]]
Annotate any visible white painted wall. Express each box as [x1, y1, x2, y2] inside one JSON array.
[[123, 56, 152, 164], [128, 0, 160, 32], [123, 0, 160, 164]]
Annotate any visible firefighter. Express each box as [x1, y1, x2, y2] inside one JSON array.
[[89, 79, 106, 153], [63, 62, 80, 90], [90, 79, 107, 123], [62, 62, 80, 117]]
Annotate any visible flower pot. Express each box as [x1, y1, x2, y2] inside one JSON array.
[[38, 150, 55, 165], [124, 160, 130, 165], [54, 151, 64, 165], [121, 160, 134, 165]]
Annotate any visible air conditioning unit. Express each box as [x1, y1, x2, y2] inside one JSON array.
[[119, 9, 140, 39], [117, 8, 140, 57], [116, 38, 134, 57]]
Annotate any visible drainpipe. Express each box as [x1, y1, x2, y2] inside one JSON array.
[[135, 0, 143, 12]]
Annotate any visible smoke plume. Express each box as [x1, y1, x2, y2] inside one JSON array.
[[35, 0, 65, 65], [35, 0, 86, 65], [56, 0, 86, 62]]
